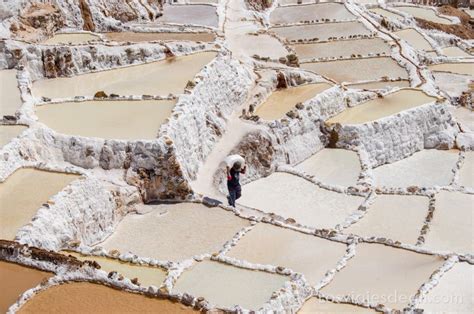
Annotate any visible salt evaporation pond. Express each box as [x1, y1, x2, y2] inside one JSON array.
[[173, 260, 288, 310], [36, 100, 176, 140], [423, 191, 473, 254], [326, 89, 435, 125], [0, 168, 79, 240], [0, 125, 27, 148], [227, 223, 347, 285], [345, 195, 429, 244], [18, 282, 196, 313], [394, 28, 433, 51], [157, 5, 218, 28], [429, 62, 474, 77], [321, 243, 444, 310], [0, 261, 52, 313], [270, 3, 355, 25], [271, 21, 371, 42], [440, 46, 473, 58], [459, 151, 474, 188], [228, 34, 289, 59], [372, 150, 459, 188], [0, 69, 22, 117], [302, 57, 408, 83], [347, 80, 410, 90], [100, 203, 250, 261], [419, 262, 473, 313], [299, 298, 377, 313], [293, 38, 391, 60], [451, 106, 474, 132], [32, 52, 216, 99], [104, 32, 215, 43], [42, 32, 101, 45], [255, 83, 331, 120], [295, 148, 361, 187], [369, 8, 403, 20], [239, 172, 363, 229], [63, 252, 166, 288], [396, 6, 455, 24], [432, 72, 473, 97]]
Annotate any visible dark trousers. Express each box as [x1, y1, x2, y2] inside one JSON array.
[[228, 185, 242, 207]]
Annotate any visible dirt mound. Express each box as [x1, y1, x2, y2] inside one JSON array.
[[415, 5, 474, 39]]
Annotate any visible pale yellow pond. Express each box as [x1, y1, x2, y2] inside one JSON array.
[[429, 63, 474, 77], [104, 32, 215, 43], [0, 70, 22, 117], [0, 125, 27, 148], [42, 33, 101, 45]]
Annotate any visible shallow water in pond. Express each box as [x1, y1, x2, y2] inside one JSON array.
[[32, 52, 216, 99], [372, 149, 459, 188], [36, 100, 176, 140], [394, 28, 433, 51], [62, 252, 167, 288], [99, 203, 250, 261], [0, 125, 27, 148], [345, 195, 429, 244], [239, 172, 363, 229], [321, 243, 444, 310], [293, 38, 391, 60], [419, 262, 473, 313], [326, 89, 436, 124], [271, 21, 371, 42], [0, 168, 79, 240], [157, 5, 218, 28], [228, 34, 289, 59], [440, 46, 473, 58], [459, 151, 474, 188], [302, 57, 408, 83], [0, 70, 22, 117], [0, 261, 52, 313], [227, 223, 347, 285], [174, 260, 288, 310], [396, 6, 455, 24], [42, 33, 101, 45], [369, 8, 402, 20], [18, 282, 196, 313], [256, 83, 331, 120], [429, 62, 474, 77], [295, 148, 361, 187], [104, 32, 215, 43], [423, 191, 473, 254], [270, 3, 355, 25], [299, 298, 376, 313], [347, 80, 410, 90]]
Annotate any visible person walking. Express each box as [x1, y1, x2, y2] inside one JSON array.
[[226, 161, 246, 207]]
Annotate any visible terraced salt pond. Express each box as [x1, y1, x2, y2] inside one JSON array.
[[299, 298, 376, 313], [157, 5, 218, 28], [326, 89, 435, 125], [255, 83, 331, 120], [394, 28, 433, 51], [0, 168, 79, 240], [32, 52, 216, 99], [293, 38, 391, 60], [63, 252, 166, 287], [226, 223, 347, 284], [347, 80, 410, 90], [459, 151, 474, 188], [451, 106, 474, 132], [0, 125, 27, 148], [432, 72, 473, 97], [271, 21, 371, 42], [429, 62, 474, 77], [345, 195, 429, 244], [104, 32, 215, 43], [396, 6, 455, 24], [36, 100, 176, 140], [239, 173, 363, 229], [228, 34, 289, 59], [419, 263, 473, 312], [423, 191, 473, 254], [0, 261, 52, 313], [322, 243, 444, 310], [42, 33, 101, 45], [19, 282, 196, 313], [99, 203, 250, 261], [174, 260, 288, 310], [302, 57, 408, 83], [0, 69, 21, 117], [295, 148, 361, 187], [440, 46, 473, 58], [270, 3, 355, 25], [369, 8, 402, 20], [372, 150, 459, 188]]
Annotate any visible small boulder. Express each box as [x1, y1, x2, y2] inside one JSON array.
[[94, 91, 108, 98]]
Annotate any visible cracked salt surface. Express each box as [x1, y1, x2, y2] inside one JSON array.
[[173, 259, 288, 310], [239, 172, 364, 229], [99, 203, 250, 261]]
